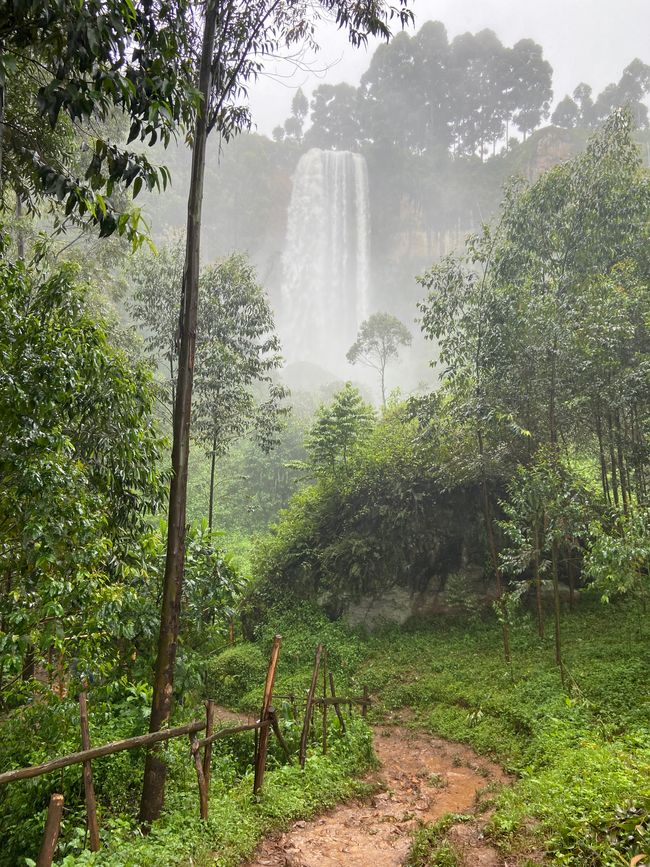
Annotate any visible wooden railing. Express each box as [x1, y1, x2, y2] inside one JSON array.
[[0, 636, 371, 866]]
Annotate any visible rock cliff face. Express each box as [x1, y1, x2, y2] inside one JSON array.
[[344, 568, 494, 630], [312, 484, 492, 629]]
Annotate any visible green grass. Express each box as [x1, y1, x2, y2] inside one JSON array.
[[54, 719, 374, 867], [4, 601, 649, 865], [234, 600, 650, 865]]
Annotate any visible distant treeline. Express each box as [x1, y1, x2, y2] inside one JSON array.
[[273, 21, 650, 159]]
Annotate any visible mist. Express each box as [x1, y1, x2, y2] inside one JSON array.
[[139, 3, 650, 406]]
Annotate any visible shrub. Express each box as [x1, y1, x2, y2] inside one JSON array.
[[205, 644, 268, 707]]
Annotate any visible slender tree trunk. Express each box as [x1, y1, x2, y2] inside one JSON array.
[[208, 433, 217, 530], [549, 339, 558, 448], [566, 549, 575, 611], [169, 352, 175, 415], [595, 411, 610, 504], [551, 538, 562, 672], [607, 413, 619, 507], [380, 365, 386, 408], [615, 413, 628, 514], [15, 196, 24, 258], [533, 519, 544, 638], [139, 0, 218, 825], [478, 432, 510, 662], [0, 64, 5, 198], [22, 644, 34, 681]]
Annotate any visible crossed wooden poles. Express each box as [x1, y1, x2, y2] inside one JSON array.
[[0, 635, 371, 866]]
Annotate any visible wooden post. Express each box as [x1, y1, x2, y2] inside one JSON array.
[[253, 634, 282, 795], [37, 793, 64, 867], [202, 700, 215, 799], [322, 650, 328, 755], [269, 707, 292, 764], [299, 644, 322, 769], [329, 672, 346, 734], [189, 735, 208, 820], [361, 686, 369, 719], [78, 692, 100, 851]]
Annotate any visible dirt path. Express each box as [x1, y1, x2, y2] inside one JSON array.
[[246, 719, 511, 867]]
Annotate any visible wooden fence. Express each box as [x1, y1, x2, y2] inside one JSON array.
[[0, 637, 371, 866]]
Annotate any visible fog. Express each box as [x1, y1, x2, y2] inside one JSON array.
[[143, 0, 650, 405], [249, 0, 650, 135]]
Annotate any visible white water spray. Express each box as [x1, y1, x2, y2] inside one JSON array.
[[281, 148, 371, 372]]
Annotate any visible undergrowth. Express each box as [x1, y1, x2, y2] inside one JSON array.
[[0, 673, 373, 867], [239, 600, 650, 865]]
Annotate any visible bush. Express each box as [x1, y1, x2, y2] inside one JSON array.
[[205, 644, 268, 707]]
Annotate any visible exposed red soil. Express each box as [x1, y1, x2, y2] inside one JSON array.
[[245, 718, 514, 867]]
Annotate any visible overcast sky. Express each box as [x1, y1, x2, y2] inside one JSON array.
[[248, 0, 650, 135]]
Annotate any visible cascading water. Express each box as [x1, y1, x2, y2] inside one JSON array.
[[281, 148, 371, 372]]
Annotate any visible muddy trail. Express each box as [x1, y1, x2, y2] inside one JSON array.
[[246, 717, 513, 867]]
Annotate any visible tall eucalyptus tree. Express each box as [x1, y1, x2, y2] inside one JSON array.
[[143, 0, 414, 821]]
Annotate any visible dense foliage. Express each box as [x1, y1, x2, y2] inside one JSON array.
[[0, 244, 166, 699]]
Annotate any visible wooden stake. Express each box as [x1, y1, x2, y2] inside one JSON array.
[[329, 673, 346, 734], [299, 644, 322, 769], [37, 793, 64, 867], [322, 650, 328, 755], [361, 686, 369, 719], [189, 735, 208, 820], [269, 707, 292, 763], [202, 700, 215, 798], [78, 693, 100, 851], [253, 634, 282, 795]]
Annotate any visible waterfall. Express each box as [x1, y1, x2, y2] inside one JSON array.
[[281, 148, 371, 371]]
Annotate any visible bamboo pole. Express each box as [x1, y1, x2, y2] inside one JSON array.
[[322, 650, 328, 755], [0, 720, 205, 786], [253, 635, 282, 795], [36, 793, 64, 867], [196, 719, 268, 748], [78, 693, 100, 851], [269, 707, 292, 763], [202, 700, 215, 799], [189, 735, 208, 820], [299, 644, 322, 769], [329, 673, 346, 734]]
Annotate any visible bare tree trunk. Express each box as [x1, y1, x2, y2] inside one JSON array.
[[15, 196, 24, 258], [208, 433, 217, 530], [0, 65, 5, 198], [566, 549, 575, 611], [139, 0, 218, 826], [607, 413, 619, 507], [595, 411, 610, 504], [533, 520, 544, 638], [551, 538, 562, 673], [478, 430, 510, 662]]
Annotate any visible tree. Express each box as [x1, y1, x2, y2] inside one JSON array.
[[130, 233, 185, 411], [193, 254, 288, 530], [0, 0, 197, 244], [306, 383, 375, 473], [129, 242, 288, 529], [0, 236, 166, 700], [587, 506, 650, 610], [142, 0, 414, 822], [284, 87, 308, 142], [304, 83, 363, 151], [508, 38, 552, 139], [551, 95, 579, 129], [346, 312, 411, 406]]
